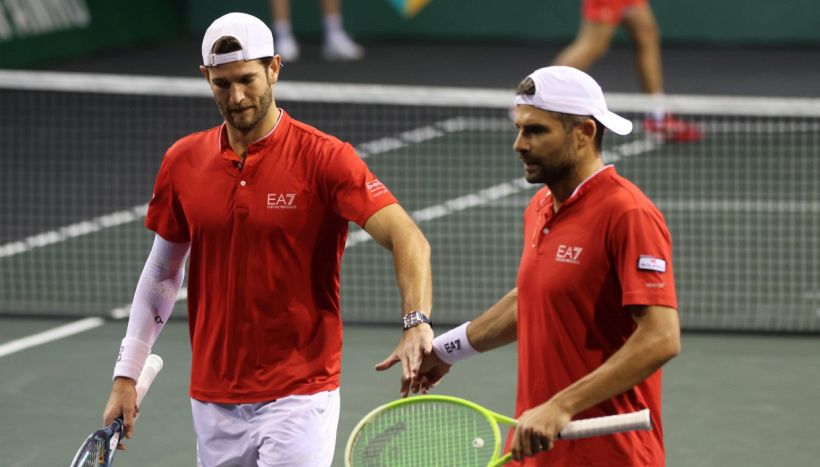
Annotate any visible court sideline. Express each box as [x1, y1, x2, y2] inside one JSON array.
[[1, 319, 818, 466]]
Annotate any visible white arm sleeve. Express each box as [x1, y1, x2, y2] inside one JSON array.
[[113, 234, 190, 381]]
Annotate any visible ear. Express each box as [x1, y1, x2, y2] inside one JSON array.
[[577, 118, 597, 149], [199, 65, 210, 83], [269, 56, 282, 83]]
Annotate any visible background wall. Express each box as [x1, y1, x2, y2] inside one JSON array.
[[2, 0, 818, 68], [188, 0, 820, 44], [0, 0, 183, 67]]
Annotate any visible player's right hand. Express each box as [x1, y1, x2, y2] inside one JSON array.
[[103, 377, 138, 450], [409, 349, 451, 395], [509, 400, 571, 461], [375, 322, 434, 397]]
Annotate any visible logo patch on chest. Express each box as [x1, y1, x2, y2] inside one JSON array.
[[267, 193, 297, 209], [555, 244, 583, 264]]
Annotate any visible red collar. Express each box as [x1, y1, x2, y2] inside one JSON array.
[[539, 165, 616, 212]]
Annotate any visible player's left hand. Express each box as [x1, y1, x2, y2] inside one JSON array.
[[409, 347, 451, 395], [374, 323, 433, 397], [509, 401, 572, 461]]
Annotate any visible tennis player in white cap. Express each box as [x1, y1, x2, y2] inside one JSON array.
[[410, 66, 681, 466], [103, 12, 432, 467]]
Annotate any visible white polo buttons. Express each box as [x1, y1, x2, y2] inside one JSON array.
[[240, 180, 247, 187]]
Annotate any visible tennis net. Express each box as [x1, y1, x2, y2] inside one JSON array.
[[1, 70, 818, 332]]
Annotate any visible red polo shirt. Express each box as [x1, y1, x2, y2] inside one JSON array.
[[511, 166, 677, 466], [146, 110, 397, 403]]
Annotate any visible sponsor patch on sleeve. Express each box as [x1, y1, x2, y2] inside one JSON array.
[[638, 255, 667, 272], [367, 179, 388, 197]]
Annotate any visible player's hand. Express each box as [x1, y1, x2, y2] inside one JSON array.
[[409, 348, 451, 395], [103, 377, 138, 450], [509, 401, 572, 461], [374, 323, 433, 397]]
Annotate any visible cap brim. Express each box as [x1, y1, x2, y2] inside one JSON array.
[[597, 111, 633, 135]]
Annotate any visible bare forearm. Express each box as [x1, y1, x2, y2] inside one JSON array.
[[467, 288, 518, 352], [364, 205, 432, 316], [550, 307, 680, 416], [366, 206, 433, 390], [390, 229, 432, 315]]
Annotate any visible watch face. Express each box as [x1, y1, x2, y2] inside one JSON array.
[[403, 312, 429, 329]]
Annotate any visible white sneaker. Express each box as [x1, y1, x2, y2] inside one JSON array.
[[322, 31, 364, 61], [276, 33, 300, 62]]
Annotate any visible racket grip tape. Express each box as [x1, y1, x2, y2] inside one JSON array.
[[135, 354, 164, 407], [559, 409, 651, 440]]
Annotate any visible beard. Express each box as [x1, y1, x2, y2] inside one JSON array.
[[522, 137, 577, 186], [218, 84, 274, 133]]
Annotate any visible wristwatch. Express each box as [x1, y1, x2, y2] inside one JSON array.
[[402, 311, 432, 331]]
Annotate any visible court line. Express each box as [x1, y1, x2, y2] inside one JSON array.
[[0, 119, 479, 356], [0, 317, 104, 358], [0, 117, 482, 260], [18, 115, 800, 260], [345, 130, 662, 248], [346, 177, 534, 247], [0, 205, 148, 259], [0, 179, 536, 358], [0, 119, 660, 356], [490, 196, 820, 213], [656, 199, 820, 213]]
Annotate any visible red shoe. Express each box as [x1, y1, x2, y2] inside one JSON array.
[[643, 114, 704, 143]]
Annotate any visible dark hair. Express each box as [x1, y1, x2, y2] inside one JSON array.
[[209, 36, 274, 69], [515, 77, 605, 151], [515, 77, 537, 97], [560, 115, 604, 151]]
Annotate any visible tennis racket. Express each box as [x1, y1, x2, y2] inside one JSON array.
[[69, 354, 164, 467], [345, 394, 651, 467]]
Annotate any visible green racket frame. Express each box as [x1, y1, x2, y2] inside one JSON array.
[[345, 394, 517, 467]]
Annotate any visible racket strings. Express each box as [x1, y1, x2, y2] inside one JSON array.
[[350, 401, 497, 466], [73, 435, 107, 467]]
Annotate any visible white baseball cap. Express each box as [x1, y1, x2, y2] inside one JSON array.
[[514, 66, 633, 135], [201, 12, 274, 67]]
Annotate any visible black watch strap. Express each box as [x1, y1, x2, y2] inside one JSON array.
[[402, 311, 432, 331]]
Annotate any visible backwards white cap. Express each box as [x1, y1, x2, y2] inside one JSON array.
[[201, 12, 274, 67], [514, 66, 633, 135]]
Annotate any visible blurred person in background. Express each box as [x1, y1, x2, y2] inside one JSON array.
[[269, 0, 364, 61], [553, 0, 703, 143]]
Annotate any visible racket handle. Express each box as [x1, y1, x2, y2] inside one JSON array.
[[559, 409, 651, 440], [135, 354, 164, 407]]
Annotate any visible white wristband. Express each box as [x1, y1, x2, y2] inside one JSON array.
[[432, 321, 479, 365], [113, 337, 151, 381]]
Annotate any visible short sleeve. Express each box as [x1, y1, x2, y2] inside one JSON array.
[[317, 143, 397, 226], [145, 154, 190, 242], [611, 207, 677, 309]]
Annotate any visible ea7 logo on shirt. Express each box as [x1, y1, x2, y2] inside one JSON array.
[[267, 193, 297, 209], [555, 244, 583, 264]]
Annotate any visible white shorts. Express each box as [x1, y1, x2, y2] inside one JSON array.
[[192, 389, 340, 467]]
